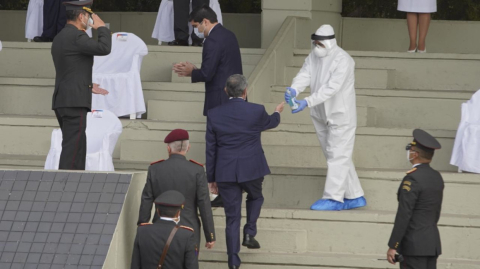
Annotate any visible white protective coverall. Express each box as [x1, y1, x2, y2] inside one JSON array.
[[291, 25, 364, 202]]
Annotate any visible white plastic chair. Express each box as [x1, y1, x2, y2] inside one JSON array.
[[25, 0, 43, 41], [44, 110, 123, 171], [92, 33, 148, 119], [152, 0, 223, 45], [450, 90, 480, 174]]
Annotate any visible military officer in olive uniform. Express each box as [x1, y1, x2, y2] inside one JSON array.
[[131, 190, 198, 269], [387, 129, 444, 269], [51, 0, 111, 170], [138, 129, 216, 250]]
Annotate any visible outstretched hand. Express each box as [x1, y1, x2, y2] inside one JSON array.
[[292, 99, 307, 113], [92, 83, 109, 95]]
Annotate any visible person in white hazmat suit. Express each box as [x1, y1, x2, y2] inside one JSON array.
[[285, 25, 366, 211]]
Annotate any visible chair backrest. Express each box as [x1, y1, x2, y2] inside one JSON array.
[[86, 110, 123, 155], [465, 90, 480, 124], [93, 32, 148, 74]]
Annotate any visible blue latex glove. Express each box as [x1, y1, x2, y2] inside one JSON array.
[[292, 99, 307, 113], [284, 87, 297, 103]]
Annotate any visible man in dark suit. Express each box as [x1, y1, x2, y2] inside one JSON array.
[[137, 129, 216, 250], [131, 190, 198, 269], [51, 0, 111, 170], [206, 74, 285, 269], [173, 5, 243, 116], [169, 0, 210, 46], [387, 129, 444, 269], [34, 0, 69, 42]]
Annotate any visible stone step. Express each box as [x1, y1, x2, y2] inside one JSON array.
[[284, 67, 394, 90], [0, 42, 264, 81], [201, 208, 480, 261], [199, 251, 480, 269], [270, 86, 468, 130], [292, 50, 480, 92], [0, 115, 458, 171], [171, 64, 256, 83], [117, 126, 457, 172], [146, 100, 374, 127]]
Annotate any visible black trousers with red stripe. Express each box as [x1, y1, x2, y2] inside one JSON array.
[[54, 107, 88, 170], [400, 256, 438, 269]]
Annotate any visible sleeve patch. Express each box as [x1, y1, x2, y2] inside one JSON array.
[[402, 185, 411, 192], [150, 159, 165, 165], [403, 181, 412, 186], [189, 159, 204, 167], [180, 225, 194, 232]]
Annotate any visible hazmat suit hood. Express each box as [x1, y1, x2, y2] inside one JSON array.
[[311, 24, 338, 57]]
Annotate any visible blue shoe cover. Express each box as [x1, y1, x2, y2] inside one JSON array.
[[310, 199, 344, 211], [343, 196, 367, 210]]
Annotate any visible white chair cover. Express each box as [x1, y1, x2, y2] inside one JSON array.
[[450, 90, 480, 173], [25, 0, 43, 40], [44, 110, 123, 171], [152, 0, 223, 44], [92, 33, 147, 118]]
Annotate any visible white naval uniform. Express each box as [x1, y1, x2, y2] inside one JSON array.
[[398, 0, 437, 13], [291, 43, 364, 202]]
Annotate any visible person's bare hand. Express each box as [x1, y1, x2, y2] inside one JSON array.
[[90, 14, 106, 30], [138, 223, 152, 226], [387, 248, 397, 264], [92, 83, 109, 95], [275, 101, 285, 113], [173, 62, 196, 77], [208, 182, 218, 195], [205, 241, 215, 249]]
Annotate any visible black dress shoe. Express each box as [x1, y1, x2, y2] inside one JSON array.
[[168, 39, 189, 46], [191, 39, 203, 47], [33, 36, 53, 42], [242, 234, 260, 249], [211, 195, 224, 207], [228, 266, 240, 269]]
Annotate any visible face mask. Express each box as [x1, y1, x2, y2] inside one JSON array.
[[82, 15, 93, 31], [194, 21, 205, 39], [313, 45, 328, 58], [407, 150, 415, 162]]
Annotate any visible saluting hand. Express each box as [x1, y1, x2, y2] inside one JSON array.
[[90, 14, 106, 30]]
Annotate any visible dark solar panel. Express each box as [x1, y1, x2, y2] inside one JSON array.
[[0, 171, 132, 269]]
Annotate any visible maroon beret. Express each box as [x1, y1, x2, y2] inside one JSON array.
[[164, 129, 189, 143]]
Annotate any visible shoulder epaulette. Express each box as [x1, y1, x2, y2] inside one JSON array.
[[180, 225, 194, 232], [150, 159, 165, 165], [189, 159, 204, 167], [406, 168, 417, 174]]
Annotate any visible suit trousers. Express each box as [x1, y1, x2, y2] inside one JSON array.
[[400, 256, 438, 269], [173, 0, 210, 42], [54, 107, 88, 170], [42, 0, 68, 39], [217, 177, 264, 266]]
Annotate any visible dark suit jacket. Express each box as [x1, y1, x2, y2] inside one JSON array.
[[131, 220, 198, 269], [191, 24, 243, 116], [51, 24, 111, 110], [206, 98, 280, 183], [137, 154, 215, 245], [388, 163, 444, 256]]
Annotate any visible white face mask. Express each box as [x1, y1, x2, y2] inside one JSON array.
[[407, 150, 415, 162], [82, 15, 93, 31], [313, 45, 328, 58], [194, 21, 205, 39]]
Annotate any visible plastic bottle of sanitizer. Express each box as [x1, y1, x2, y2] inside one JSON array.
[[287, 89, 299, 110]]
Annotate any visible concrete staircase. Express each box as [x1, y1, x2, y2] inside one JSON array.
[[0, 33, 480, 268]]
